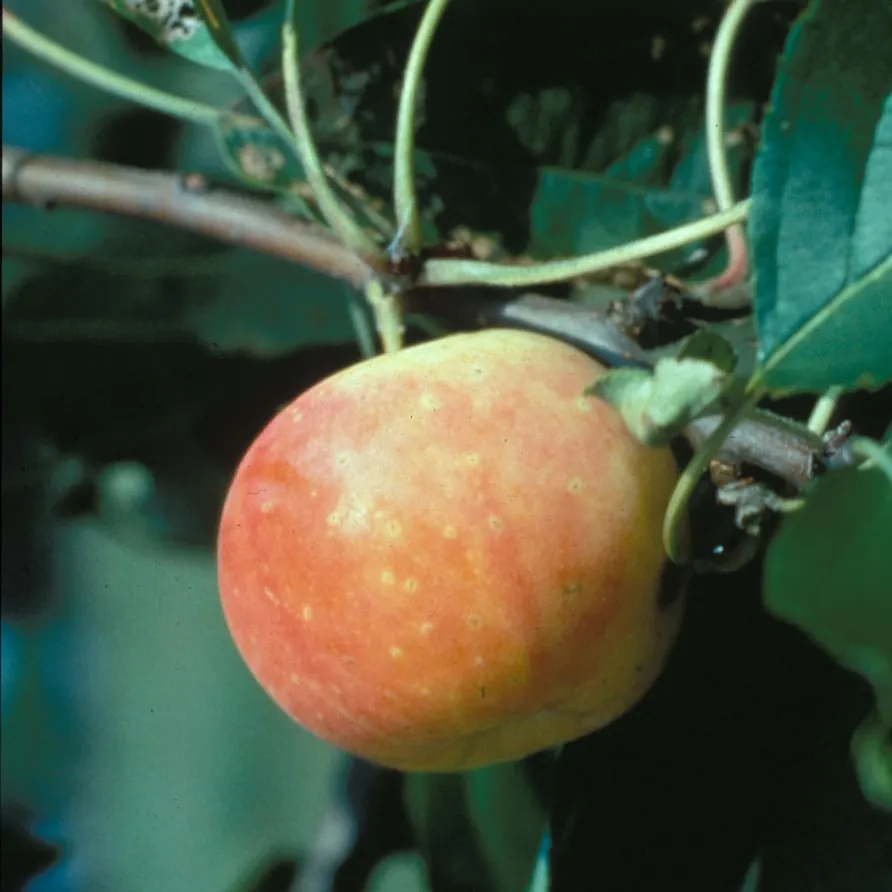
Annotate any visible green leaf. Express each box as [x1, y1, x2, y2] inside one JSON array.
[[213, 112, 394, 229], [2, 238, 356, 357], [215, 113, 308, 195], [677, 328, 738, 373], [226, 852, 299, 892], [764, 456, 892, 807], [193, 0, 244, 65], [465, 763, 549, 892], [186, 251, 357, 355], [404, 760, 549, 892], [645, 316, 759, 378], [103, 0, 237, 71], [296, 0, 423, 52], [853, 712, 892, 812], [749, 0, 892, 395], [764, 460, 892, 707], [525, 98, 757, 268], [591, 340, 738, 447], [404, 773, 497, 892]]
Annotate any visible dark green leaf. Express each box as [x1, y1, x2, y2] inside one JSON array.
[[227, 852, 299, 892], [764, 456, 892, 808], [186, 252, 357, 355], [192, 0, 244, 66], [295, 0, 422, 53], [853, 713, 892, 813], [749, 0, 892, 394], [700, 318, 759, 379], [2, 241, 356, 356], [404, 773, 496, 892], [404, 757, 549, 892], [764, 460, 892, 696], [214, 113, 309, 196], [523, 101, 754, 266], [103, 0, 236, 71], [464, 762, 550, 892], [677, 328, 738, 373], [641, 308, 760, 375]]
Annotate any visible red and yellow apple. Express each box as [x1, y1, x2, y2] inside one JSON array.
[[217, 329, 682, 772]]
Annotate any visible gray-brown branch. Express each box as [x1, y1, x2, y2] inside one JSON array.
[[2, 145, 826, 492], [2, 145, 371, 286]]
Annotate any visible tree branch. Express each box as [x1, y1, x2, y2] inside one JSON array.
[[1, 146, 371, 286], [406, 288, 820, 490], [2, 145, 829, 494], [406, 287, 654, 370]]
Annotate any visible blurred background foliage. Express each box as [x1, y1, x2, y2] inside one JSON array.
[[2, 2, 417, 890], [2, 1, 890, 891]]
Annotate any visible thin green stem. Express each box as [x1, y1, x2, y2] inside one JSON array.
[[807, 386, 843, 434], [345, 287, 378, 359], [2, 8, 221, 126], [281, 4, 381, 259], [663, 381, 765, 563], [236, 69, 303, 153], [773, 496, 806, 514], [365, 279, 405, 353], [324, 164, 395, 237], [706, 0, 754, 212], [422, 200, 750, 288], [696, 0, 756, 300], [393, 0, 452, 252], [851, 437, 892, 484]]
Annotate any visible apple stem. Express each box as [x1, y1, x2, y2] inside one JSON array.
[[366, 279, 406, 354]]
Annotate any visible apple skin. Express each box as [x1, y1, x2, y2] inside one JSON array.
[[217, 329, 683, 772]]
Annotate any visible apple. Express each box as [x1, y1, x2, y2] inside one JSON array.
[[217, 329, 683, 772]]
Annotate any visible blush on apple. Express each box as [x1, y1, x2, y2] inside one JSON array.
[[217, 329, 683, 772]]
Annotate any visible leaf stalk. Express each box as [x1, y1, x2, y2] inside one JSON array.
[[392, 0, 452, 253], [1, 8, 221, 126], [422, 201, 750, 288], [282, 2, 382, 261]]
